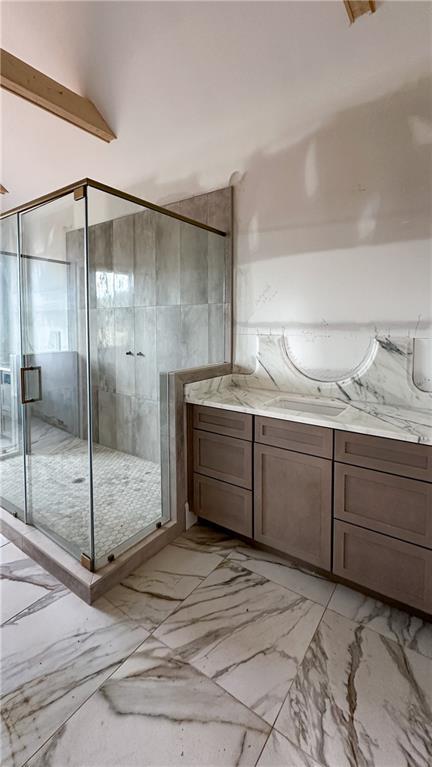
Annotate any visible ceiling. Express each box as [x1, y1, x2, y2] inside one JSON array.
[[1, 1, 431, 211]]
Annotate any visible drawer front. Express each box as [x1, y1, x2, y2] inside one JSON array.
[[193, 474, 252, 537], [333, 521, 432, 613], [254, 443, 332, 569], [193, 405, 252, 440], [335, 430, 432, 482], [334, 463, 432, 548], [193, 429, 252, 489], [255, 416, 333, 458]]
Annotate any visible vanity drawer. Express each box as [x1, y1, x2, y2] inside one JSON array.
[[334, 463, 432, 548], [193, 405, 252, 440], [333, 521, 432, 613], [255, 416, 333, 459], [193, 429, 252, 489], [193, 474, 252, 537], [335, 430, 432, 482]]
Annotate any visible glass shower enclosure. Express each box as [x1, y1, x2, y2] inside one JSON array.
[[0, 179, 227, 569]]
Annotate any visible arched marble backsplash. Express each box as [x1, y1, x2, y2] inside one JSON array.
[[232, 334, 432, 410]]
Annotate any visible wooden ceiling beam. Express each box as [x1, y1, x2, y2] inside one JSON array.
[[344, 1, 376, 24], [0, 48, 116, 143]]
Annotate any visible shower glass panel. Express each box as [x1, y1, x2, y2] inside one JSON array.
[[20, 194, 91, 559], [86, 188, 161, 564], [87, 186, 227, 565], [0, 214, 25, 518]]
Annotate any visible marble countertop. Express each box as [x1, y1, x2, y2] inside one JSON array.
[[184, 376, 432, 445]]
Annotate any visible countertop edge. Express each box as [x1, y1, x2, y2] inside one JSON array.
[[184, 393, 429, 445]]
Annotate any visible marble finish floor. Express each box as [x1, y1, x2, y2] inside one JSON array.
[[0, 418, 162, 561], [1, 523, 431, 767]]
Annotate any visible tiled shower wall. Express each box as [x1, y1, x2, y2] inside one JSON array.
[[66, 187, 232, 464]]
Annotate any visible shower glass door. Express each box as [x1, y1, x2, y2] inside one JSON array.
[[0, 215, 25, 519], [19, 193, 92, 560]]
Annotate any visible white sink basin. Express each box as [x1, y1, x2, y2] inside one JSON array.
[[269, 397, 347, 417]]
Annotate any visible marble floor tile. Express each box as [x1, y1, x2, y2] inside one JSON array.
[[155, 559, 324, 725], [104, 542, 225, 630], [229, 544, 336, 607], [1, 590, 148, 767], [0, 542, 64, 625], [174, 522, 243, 556], [328, 583, 432, 660], [27, 637, 270, 767], [275, 608, 432, 767], [257, 730, 322, 767]]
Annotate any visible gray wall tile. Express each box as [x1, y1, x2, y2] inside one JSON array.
[[208, 232, 225, 303], [156, 306, 181, 376], [208, 187, 232, 233], [133, 397, 160, 463], [181, 304, 209, 368], [113, 216, 134, 308], [180, 224, 208, 305], [167, 193, 209, 226], [114, 308, 135, 395], [115, 393, 134, 454], [207, 188, 232, 307], [98, 389, 116, 448], [208, 303, 225, 363], [156, 215, 180, 305], [134, 306, 157, 400], [89, 221, 113, 310], [95, 308, 115, 392], [134, 211, 156, 307]]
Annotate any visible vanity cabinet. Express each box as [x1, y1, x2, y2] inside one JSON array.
[[189, 405, 432, 615]]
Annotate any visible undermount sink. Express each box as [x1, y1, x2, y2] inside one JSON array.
[[269, 397, 347, 417]]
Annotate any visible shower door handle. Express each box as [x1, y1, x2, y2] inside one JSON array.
[[20, 366, 42, 404]]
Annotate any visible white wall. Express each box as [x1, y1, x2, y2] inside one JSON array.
[[232, 74, 432, 376], [2, 1, 431, 383]]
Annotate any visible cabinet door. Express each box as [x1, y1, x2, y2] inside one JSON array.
[[254, 444, 332, 569]]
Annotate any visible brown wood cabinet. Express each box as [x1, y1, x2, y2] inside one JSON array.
[[189, 404, 432, 615], [254, 443, 332, 569]]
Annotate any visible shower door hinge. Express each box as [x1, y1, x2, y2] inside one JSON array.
[[80, 552, 93, 571], [74, 186, 86, 201]]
